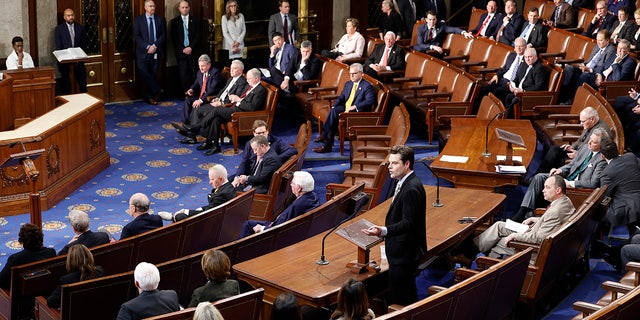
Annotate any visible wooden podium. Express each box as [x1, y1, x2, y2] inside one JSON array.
[[0, 147, 45, 227], [495, 128, 526, 166], [336, 219, 384, 274]]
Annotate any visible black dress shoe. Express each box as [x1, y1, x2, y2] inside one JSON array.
[[313, 146, 331, 153], [313, 136, 326, 143], [180, 137, 197, 144], [146, 98, 158, 105], [196, 141, 213, 150], [171, 122, 188, 136], [204, 146, 222, 155]]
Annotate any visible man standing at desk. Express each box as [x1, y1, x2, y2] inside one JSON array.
[[362, 145, 427, 306], [55, 8, 87, 94]]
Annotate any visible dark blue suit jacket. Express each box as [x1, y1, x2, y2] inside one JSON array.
[[55, 22, 86, 50], [0, 247, 56, 289], [246, 147, 283, 194], [471, 13, 503, 39], [116, 290, 180, 320], [334, 79, 376, 112], [583, 13, 616, 38], [58, 230, 110, 255], [268, 192, 321, 229], [607, 54, 637, 81], [268, 43, 299, 78], [120, 213, 163, 240], [414, 22, 464, 52], [134, 14, 167, 62], [237, 135, 297, 176], [216, 76, 249, 104], [498, 12, 525, 45], [189, 68, 223, 101]]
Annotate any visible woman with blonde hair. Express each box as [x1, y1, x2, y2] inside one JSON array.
[[188, 249, 240, 307], [46, 244, 104, 308], [221, 0, 246, 61], [330, 279, 375, 320]]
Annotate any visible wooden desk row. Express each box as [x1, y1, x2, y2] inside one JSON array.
[[0, 67, 56, 131]]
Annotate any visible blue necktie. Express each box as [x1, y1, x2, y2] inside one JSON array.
[[183, 17, 189, 47], [148, 17, 155, 43]]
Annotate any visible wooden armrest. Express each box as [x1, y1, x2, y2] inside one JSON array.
[[507, 240, 540, 252], [418, 91, 453, 99], [572, 301, 603, 315], [344, 170, 376, 179], [559, 135, 581, 142], [356, 146, 393, 155], [356, 134, 392, 142], [377, 70, 403, 77], [515, 91, 556, 98], [387, 304, 404, 313], [352, 158, 386, 166], [556, 58, 584, 65], [294, 79, 319, 86], [427, 285, 447, 295], [625, 261, 640, 273], [548, 113, 579, 120], [461, 61, 487, 68], [454, 268, 479, 281], [602, 281, 634, 295], [556, 123, 582, 130], [565, 27, 583, 33], [341, 57, 367, 64], [534, 208, 546, 216], [478, 68, 500, 74], [308, 86, 338, 94], [532, 105, 571, 116], [539, 52, 566, 59], [320, 94, 341, 101], [443, 54, 470, 62], [393, 76, 422, 83], [222, 103, 234, 108], [475, 256, 502, 270]]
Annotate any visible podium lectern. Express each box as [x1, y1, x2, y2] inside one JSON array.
[[1, 148, 45, 227], [336, 219, 384, 274]]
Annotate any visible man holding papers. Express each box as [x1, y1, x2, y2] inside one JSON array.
[[474, 174, 576, 258]]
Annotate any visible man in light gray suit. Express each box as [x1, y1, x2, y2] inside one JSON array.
[[512, 128, 608, 221], [475, 174, 576, 258], [267, 0, 299, 46]]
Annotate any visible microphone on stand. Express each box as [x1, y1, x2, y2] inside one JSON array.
[[317, 209, 359, 265], [421, 162, 444, 207], [482, 112, 505, 157]]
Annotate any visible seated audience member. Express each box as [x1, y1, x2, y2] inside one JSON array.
[[238, 171, 320, 238], [493, 47, 549, 118], [193, 302, 224, 320], [270, 291, 302, 320], [535, 107, 611, 174], [265, 32, 297, 87], [200, 68, 267, 155], [0, 224, 56, 290], [314, 63, 375, 153], [473, 37, 526, 113], [378, 0, 405, 40], [363, 31, 406, 80], [236, 120, 297, 177], [47, 244, 104, 308], [608, 0, 632, 15], [120, 193, 163, 240], [610, 7, 635, 44], [559, 29, 615, 104], [175, 54, 222, 132], [596, 39, 637, 87], [322, 18, 365, 63], [174, 60, 249, 149], [413, 11, 468, 56], [188, 249, 239, 307], [470, 0, 504, 39], [231, 135, 282, 193], [612, 89, 640, 154], [516, 7, 547, 48], [621, 230, 640, 269], [330, 279, 375, 320], [281, 40, 321, 94], [58, 209, 110, 255], [513, 129, 608, 221], [630, 8, 640, 51], [543, 0, 577, 29], [159, 165, 236, 222], [116, 262, 180, 320], [599, 139, 640, 236], [6, 36, 35, 70], [474, 175, 576, 258], [583, 1, 617, 39], [497, 0, 525, 45]]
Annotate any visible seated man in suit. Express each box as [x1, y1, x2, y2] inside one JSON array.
[[583, 1, 617, 39], [610, 6, 635, 44], [280, 40, 321, 95], [543, 0, 577, 29], [595, 39, 637, 88], [265, 32, 298, 88], [560, 29, 616, 104], [494, 47, 549, 117], [231, 135, 282, 194], [612, 88, 640, 154], [363, 31, 406, 80], [238, 171, 320, 238], [120, 193, 163, 240], [470, 0, 503, 39], [516, 7, 547, 48], [413, 10, 468, 57], [158, 164, 236, 222], [116, 262, 180, 319], [513, 129, 609, 221], [173, 60, 248, 149], [58, 210, 110, 255], [497, 0, 525, 45], [474, 174, 576, 258], [313, 63, 375, 153], [236, 120, 297, 178], [173, 54, 222, 136], [194, 68, 266, 155]]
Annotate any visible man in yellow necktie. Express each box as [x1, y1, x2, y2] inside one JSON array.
[[313, 63, 375, 153]]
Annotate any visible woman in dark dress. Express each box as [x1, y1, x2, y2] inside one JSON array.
[[0, 223, 56, 290], [46, 244, 104, 308], [188, 249, 240, 307]]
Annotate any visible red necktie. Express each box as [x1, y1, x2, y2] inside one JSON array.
[[199, 74, 207, 99], [593, 17, 603, 35], [477, 15, 491, 36], [427, 28, 433, 41]]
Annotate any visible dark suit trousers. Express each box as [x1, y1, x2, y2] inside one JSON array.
[[188, 104, 214, 132], [182, 96, 206, 124], [203, 107, 236, 145], [58, 62, 87, 94], [621, 234, 640, 266], [137, 56, 161, 98], [388, 262, 419, 305], [321, 105, 346, 147], [238, 220, 268, 238], [613, 96, 640, 152], [177, 54, 198, 92], [537, 145, 569, 174]]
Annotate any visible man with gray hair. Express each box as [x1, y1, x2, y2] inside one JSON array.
[[238, 171, 320, 238], [364, 31, 405, 80], [116, 262, 180, 320], [120, 193, 163, 240], [280, 40, 321, 94], [58, 210, 110, 255]]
